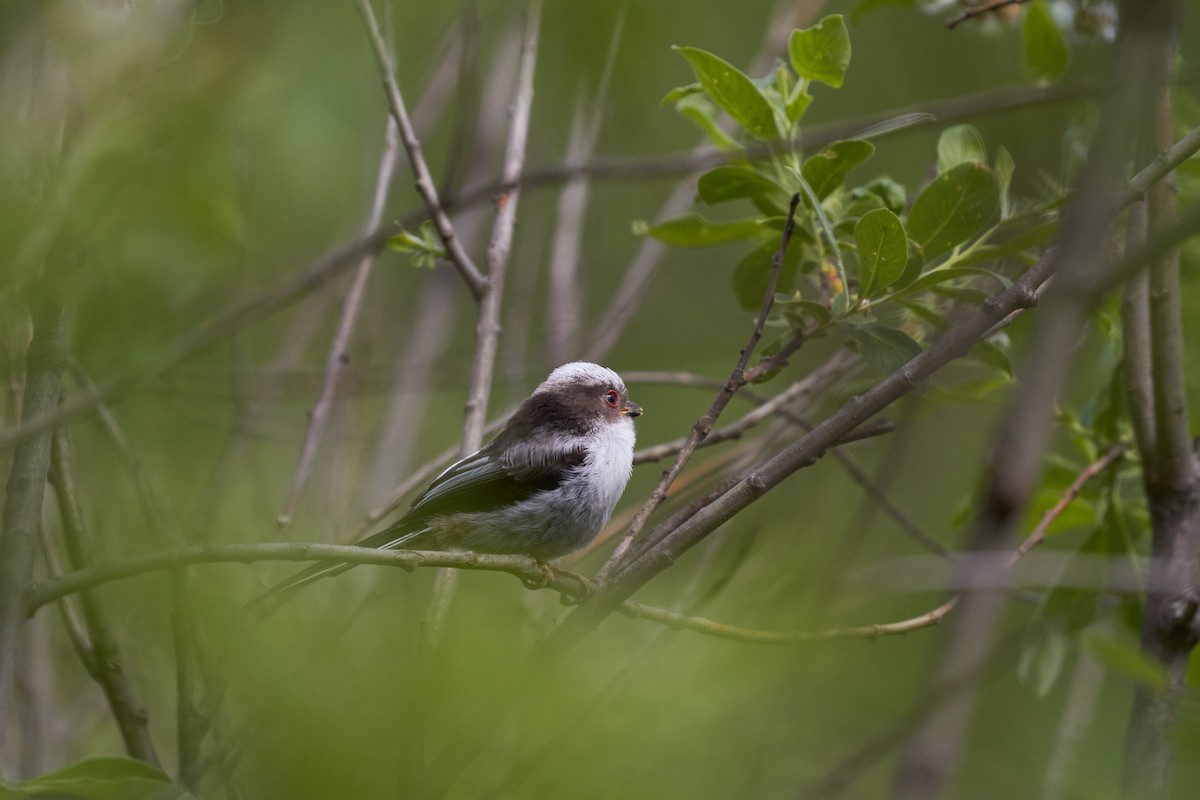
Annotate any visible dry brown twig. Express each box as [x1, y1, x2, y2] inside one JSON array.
[[946, 0, 1030, 29], [594, 193, 805, 583]]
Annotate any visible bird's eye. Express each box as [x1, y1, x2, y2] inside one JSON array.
[[604, 389, 620, 408]]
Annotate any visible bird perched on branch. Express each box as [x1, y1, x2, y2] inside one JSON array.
[[250, 362, 643, 607]]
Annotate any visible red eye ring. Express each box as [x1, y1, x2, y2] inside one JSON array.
[[604, 389, 620, 408]]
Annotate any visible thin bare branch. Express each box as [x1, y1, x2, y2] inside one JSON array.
[[0, 299, 66, 747], [1121, 199, 1156, 471], [48, 427, 160, 767], [357, 0, 488, 300], [277, 108, 402, 531], [1010, 445, 1126, 565], [594, 193, 803, 583], [633, 369, 829, 465], [426, 0, 542, 639], [946, 0, 1030, 29]]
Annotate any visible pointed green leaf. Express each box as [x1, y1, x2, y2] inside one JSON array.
[[642, 213, 770, 247], [1017, 629, 1069, 698], [789, 15, 851, 88], [787, 88, 812, 123], [801, 139, 875, 199], [0, 757, 178, 800], [661, 83, 702, 105], [907, 163, 1000, 259], [674, 46, 780, 141], [848, 324, 923, 375], [855, 208, 907, 298], [674, 94, 741, 150], [777, 296, 831, 329], [1023, 0, 1070, 85], [937, 124, 987, 174], [894, 266, 1010, 297], [698, 166, 783, 205]]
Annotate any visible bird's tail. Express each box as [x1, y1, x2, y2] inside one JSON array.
[[245, 524, 431, 613]]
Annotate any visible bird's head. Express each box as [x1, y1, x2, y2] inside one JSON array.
[[532, 362, 643, 433]]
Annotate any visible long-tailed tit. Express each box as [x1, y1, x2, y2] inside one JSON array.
[[253, 362, 642, 604]]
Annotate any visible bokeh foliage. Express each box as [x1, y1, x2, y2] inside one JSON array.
[[2, 1, 1200, 798]]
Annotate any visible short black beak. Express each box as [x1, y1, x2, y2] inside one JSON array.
[[623, 401, 643, 418]]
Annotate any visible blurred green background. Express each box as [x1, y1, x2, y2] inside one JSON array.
[[2, 0, 1199, 798]]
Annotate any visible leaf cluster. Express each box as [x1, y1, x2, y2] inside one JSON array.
[[645, 15, 1057, 382]]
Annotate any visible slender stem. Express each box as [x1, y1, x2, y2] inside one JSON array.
[[594, 193, 803, 583], [277, 106, 402, 531], [48, 427, 161, 766], [946, 0, 1030, 29], [357, 0, 488, 300], [425, 0, 542, 641], [0, 299, 66, 747]]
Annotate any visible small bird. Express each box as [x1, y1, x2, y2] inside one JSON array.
[[252, 362, 643, 605]]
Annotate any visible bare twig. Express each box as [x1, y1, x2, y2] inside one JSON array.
[[891, 6, 1174, 793], [0, 300, 66, 747], [48, 427, 160, 766], [1121, 199, 1156, 469], [1123, 6, 1198, 797], [594, 193, 804, 583], [276, 105, 402, 531], [426, 0, 542, 639], [946, 0, 1030, 29], [1010, 445, 1126, 565], [633, 370, 827, 465], [357, 0, 488, 300]]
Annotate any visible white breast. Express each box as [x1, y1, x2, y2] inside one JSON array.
[[578, 416, 636, 513]]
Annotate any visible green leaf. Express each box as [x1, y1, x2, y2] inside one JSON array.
[[789, 15, 851, 88], [777, 295, 831, 329], [661, 83, 702, 105], [698, 166, 782, 205], [674, 94, 741, 150], [855, 208, 907, 298], [1084, 632, 1168, 692], [954, 219, 1060, 269], [1017, 628, 1069, 698], [791, 169, 848, 298], [892, 238, 926, 290], [674, 46, 780, 141], [1023, 0, 1070, 86], [894, 266, 1010, 297], [732, 240, 801, 312], [994, 145, 1015, 218], [937, 124, 987, 174], [862, 177, 907, 214], [787, 88, 812, 124], [801, 140, 875, 199], [848, 324, 923, 375], [907, 163, 1001, 259], [642, 213, 770, 247], [0, 757, 179, 800]]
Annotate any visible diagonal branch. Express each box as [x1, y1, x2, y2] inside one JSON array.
[[276, 102, 402, 532], [0, 299, 67, 747], [594, 193, 803, 583], [358, 0, 488, 300], [48, 426, 161, 766]]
